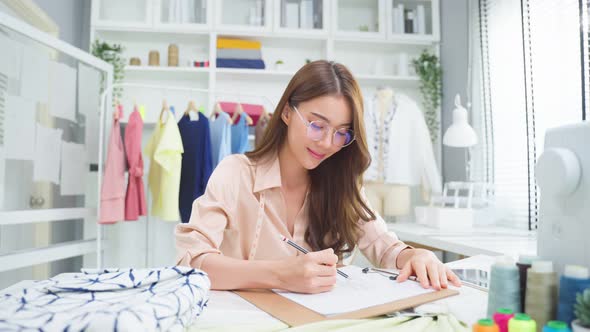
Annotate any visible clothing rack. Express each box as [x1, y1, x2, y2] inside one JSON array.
[[97, 82, 276, 268]]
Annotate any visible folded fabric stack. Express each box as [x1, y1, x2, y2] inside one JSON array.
[[0, 266, 210, 331], [216, 38, 265, 69]]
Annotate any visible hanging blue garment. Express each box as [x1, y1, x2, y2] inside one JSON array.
[[209, 112, 232, 168], [178, 114, 213, 223], [231, 114, 250, 154]]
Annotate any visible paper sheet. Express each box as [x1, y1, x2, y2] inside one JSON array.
[[0, 34, 23, 80], [20, 45, 49, 103], [60, 141, 87, 195], [0, 76, 6, 146], [0, 146, 5, 208], [273, 265, 434, 316], [49, 61, 77, 122], [78, 63, 102, 164], [85, 104, 100, 164], [4, 94, 36, 160], [77, 63, 101, 116], [33, 123, 63, 184]]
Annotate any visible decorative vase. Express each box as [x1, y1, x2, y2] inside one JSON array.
[[148, 50, 160, 66], [129, 57, 141, 66], [573, 320, 590, 332], [168, 44, 179, 66]]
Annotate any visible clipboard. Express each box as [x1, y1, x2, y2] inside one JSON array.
[[234, 286, 458, 327]]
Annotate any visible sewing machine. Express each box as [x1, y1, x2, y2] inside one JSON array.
[[536, 121, 590, 273]]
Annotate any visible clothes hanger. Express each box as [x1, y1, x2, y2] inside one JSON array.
[[212, 102, 234, 125], [160, 99, 169, 124], [113, 99, 122, 121], [131, 98, 139, 120], [184, 100, 199, 121], [234, 102, 253, 126], [230, 103, 240, 123], [260, 106, 269, 120]]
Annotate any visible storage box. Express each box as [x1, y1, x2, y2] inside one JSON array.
[[415, 206, 474, 230]]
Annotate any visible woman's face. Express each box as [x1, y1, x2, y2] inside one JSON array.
[[282, 95, 353, 170]]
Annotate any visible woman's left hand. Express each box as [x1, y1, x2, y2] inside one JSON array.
[[395, 248, 461, 290]]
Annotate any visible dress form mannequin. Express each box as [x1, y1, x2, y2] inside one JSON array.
[[365, 87, 411, 218]]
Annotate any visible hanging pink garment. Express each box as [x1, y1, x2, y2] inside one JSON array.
[[124, 107, 147, 221], [99, 105, 126, 224]]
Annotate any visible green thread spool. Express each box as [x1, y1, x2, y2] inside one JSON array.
[[508, 313, 537, 332]]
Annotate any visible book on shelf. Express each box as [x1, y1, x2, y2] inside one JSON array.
[[417, 5, 426, 34], [300, 0, 314, 29], [285, 1, 299, 28]]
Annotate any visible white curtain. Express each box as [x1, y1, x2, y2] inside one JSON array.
[[476, 0, 584, 230]]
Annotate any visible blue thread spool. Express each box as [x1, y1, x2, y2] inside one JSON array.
[[557, 265, 590, 326], [487, 256, 521, 317], [542, 320, 571, 332]]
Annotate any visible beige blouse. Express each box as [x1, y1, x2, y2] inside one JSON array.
[[175, 154, 410, 269]]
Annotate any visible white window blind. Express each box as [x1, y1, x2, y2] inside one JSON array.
[[477, 0, 584, 230], [583, 0, 590, 121]]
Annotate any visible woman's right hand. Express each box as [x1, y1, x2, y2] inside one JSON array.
[[275, 248, 339, 294]]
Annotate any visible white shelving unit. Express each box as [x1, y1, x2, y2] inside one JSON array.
[[90, 0, 440, 119], [89, 0, 441, 269]]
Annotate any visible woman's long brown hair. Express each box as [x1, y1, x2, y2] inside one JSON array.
[[245, 60, 376, 258]]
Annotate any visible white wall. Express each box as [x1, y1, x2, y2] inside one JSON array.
[[440, 0, 469, 182], [32, 0, 91, 49]]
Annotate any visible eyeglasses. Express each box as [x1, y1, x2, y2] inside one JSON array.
[[291, 105, 355, 148]]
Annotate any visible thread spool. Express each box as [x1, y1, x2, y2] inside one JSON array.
[[148, 50, 160, 66], [517, 255, 539, 312], [129, 57, 141, 66], [525, 260, 558, 332], [508, 313, 537, 332], [473, 318, 500, 332], [542, 320, 571, 332], [493, 308, 515, 332], [557, 265, 590, 326], [487, 256, 521, 317], [168, 44, 179, 66]]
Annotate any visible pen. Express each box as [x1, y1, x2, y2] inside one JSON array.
[[280, 236, 349, 279], [362, 267, 419, 282]]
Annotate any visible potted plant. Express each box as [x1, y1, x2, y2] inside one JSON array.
[[412, 50, 442, 144], [574, 288, 590, 332], [91, 40, 126, 103], [275, 60, 285, 71]]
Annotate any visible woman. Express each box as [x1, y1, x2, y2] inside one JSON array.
[[175, 60, 460, 294]]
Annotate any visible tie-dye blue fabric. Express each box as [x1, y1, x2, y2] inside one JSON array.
[[0, 266, 210, 331]]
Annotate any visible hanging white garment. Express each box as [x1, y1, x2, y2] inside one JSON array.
[[364, 92, 442, 194]]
